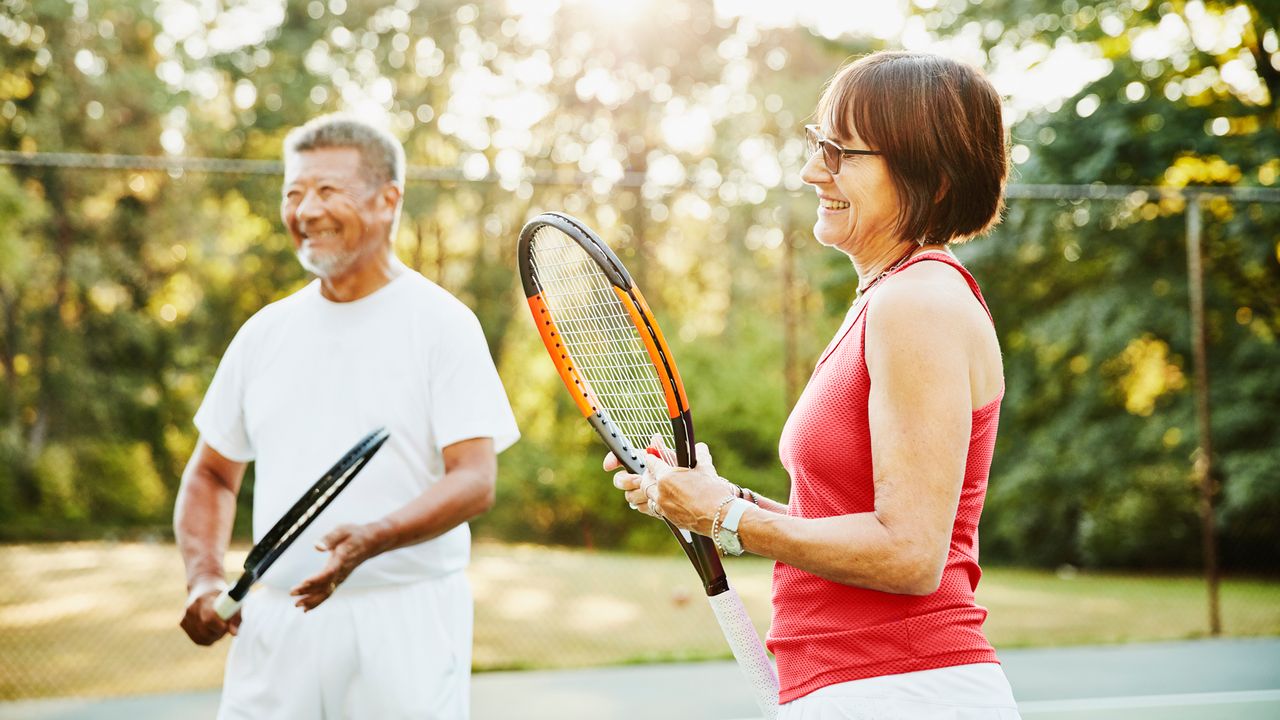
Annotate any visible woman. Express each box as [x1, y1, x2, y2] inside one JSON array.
[[611, 52, 1020, 718]]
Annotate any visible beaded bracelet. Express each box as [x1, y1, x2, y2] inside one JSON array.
[[710, 495, 737, 556]]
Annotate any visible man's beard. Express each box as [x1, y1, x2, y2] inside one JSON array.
[[297, 241, 361, 278]]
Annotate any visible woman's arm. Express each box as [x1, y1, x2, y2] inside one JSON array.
[[744, 492, 788, 515], [626, 271, 984, 595]]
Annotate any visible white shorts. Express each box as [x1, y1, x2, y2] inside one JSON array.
[[218, 571, 473, 720], [779, 663, 1022, 720]]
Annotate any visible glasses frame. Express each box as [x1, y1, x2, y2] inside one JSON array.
[[804, 124, 883, 175]]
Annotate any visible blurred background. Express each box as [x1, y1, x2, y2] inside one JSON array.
[[0, 0, 1277, 710]]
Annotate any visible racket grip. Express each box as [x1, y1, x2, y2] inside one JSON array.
[[213, 588, 243, 621], [707, 587, 779, 720]]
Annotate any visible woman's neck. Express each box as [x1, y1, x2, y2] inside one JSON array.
[[852, 241, 920, 294]]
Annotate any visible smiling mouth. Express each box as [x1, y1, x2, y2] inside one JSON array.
[[820, 199, 850, 211], [301, 228, 341, 243]]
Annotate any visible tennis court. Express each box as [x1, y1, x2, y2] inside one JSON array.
[[469, 638, 1280, 719], [3, 2, 1279, 719], [1, 637, 1275, 720]]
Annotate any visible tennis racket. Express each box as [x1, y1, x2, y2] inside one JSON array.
[[518, 212, 779, 719], [213, 427, 391, 620]]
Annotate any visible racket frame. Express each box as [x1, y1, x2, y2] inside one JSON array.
[[518, 211, 727, 596], [519, 212, 779, 719], [214, 427, 390, 619]]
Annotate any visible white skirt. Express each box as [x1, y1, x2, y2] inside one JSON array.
[[779, 663, 1022, 720], [218, 571, 472, 720]]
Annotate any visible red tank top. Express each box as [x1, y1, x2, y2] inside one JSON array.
[[768, 251, 1002, 703]]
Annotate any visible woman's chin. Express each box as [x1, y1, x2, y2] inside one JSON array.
[[811, 223, 850, 251]]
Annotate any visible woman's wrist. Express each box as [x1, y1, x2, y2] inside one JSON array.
[[723, 478, 759, 506], [710, 494, 737, 553]]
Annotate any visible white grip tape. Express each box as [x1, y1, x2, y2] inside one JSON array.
[[213, 589, 243, 621], [707, 587, 779, 720]]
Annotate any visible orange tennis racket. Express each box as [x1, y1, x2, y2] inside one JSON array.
[[518, 212, 778, 719]]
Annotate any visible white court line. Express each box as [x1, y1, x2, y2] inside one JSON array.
[[1019, 689, 1280, 712], [726, 689, 1280, 720]]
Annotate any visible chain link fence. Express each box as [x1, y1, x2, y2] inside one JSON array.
[[2, 540, 1278, 701]]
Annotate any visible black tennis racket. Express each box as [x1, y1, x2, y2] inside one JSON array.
[[213, 427, 391, 620], [518, 212, 779, 718]]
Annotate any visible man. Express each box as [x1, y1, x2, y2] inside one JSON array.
[[175, 114, 519, 719]]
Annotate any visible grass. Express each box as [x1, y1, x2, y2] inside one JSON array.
[[1, 541, 1277, 700]]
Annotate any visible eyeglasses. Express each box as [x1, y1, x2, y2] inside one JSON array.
[[804, 124, 882, 174]]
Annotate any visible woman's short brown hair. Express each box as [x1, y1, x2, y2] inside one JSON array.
[[818, 51, 1008, 245]]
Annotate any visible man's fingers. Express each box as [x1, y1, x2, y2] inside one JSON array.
[[181, 608, 228, 646], [293, 585, 328, 611], [317, 524, 352, 551], [291, 570, 333, 597]]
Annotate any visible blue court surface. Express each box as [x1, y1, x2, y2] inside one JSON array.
[[1, 637, 1275, 719]]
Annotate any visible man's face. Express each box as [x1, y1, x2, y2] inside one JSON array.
[[281, 147, 394, 279]]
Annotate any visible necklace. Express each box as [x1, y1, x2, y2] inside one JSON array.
[[856, 245, 920, 295]]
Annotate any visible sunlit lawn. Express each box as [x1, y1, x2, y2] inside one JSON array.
[[1, 541, 1277, 700]]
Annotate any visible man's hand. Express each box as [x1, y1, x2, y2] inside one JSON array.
[[287, 437, 497, 611], [289, 521, 391, 611], [179, 576, 239, 646]]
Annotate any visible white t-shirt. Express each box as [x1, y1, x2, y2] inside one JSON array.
[[194, 271, 519, 590]]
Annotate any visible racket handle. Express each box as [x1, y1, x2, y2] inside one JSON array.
[[213, 588, 243, 621], [707, 587, 779, 720]]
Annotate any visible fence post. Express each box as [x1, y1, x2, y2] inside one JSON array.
[[1184, 192, 1221, 636]]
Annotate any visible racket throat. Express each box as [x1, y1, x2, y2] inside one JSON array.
[[227, 572, 256, 603], [588, 413, 646, 475], [663, 519, 729, 596], [672, 409, 695, 468]]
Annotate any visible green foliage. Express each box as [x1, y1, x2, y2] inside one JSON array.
[[24, 439, 167, 535], [931, 1, 1280, 570], [1, 0, 1276, 572]]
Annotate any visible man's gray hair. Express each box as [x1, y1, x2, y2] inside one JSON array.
[[283, 114, 406, 188]]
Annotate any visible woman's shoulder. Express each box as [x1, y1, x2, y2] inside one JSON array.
[[862, 256, 992, 360], [864, 254, 1003, 406], [868, 256, 979, 324]]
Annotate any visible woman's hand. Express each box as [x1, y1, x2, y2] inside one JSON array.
[[608, 437, 738, 536]]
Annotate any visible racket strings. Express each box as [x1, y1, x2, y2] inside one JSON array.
[[530, 227, 675, 452]]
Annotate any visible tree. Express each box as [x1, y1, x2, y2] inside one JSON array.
[[919, 0, 1280, 568]]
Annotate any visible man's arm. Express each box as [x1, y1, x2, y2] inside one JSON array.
[[290, 436, 497, 610], [174, 439, 248, 645]]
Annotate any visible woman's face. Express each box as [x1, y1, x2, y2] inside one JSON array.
[[800, 121, 904, 257]]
